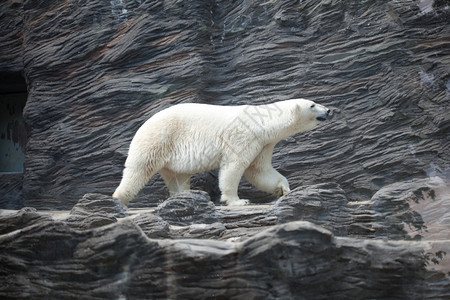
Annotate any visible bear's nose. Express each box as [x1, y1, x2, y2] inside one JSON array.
[[326, 109, 331, 116]]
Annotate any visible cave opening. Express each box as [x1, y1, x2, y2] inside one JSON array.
[[0, 71, 27, 208]]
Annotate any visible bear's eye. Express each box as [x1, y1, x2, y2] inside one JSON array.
[[310, 104, 315, 108]]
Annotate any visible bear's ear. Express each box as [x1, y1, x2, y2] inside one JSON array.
[[288, 104, 302, 125]]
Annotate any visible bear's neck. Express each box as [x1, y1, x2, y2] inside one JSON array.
[[246, 112, 303, 144], [263, 122, 307, 143], [239, 101, 314, 144]]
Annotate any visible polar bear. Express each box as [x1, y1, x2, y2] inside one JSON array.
[[113, 99, 330, 206]]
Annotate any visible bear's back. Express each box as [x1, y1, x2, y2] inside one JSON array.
[[159, 102, 243, 124]]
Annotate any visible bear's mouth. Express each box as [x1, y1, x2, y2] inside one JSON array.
[[316, 109, 331, 122]]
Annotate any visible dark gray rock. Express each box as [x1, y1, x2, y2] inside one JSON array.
[[69, 193, 127, 218], [1, 179, 450, 298], [0, 173, 23, 209], [155, 190, 219, 226], [1, 218, 449, 299], [268, 179, 448, 241], [0, 0, 447, 209], [65, 213, 117, 230], [65, 193, 127, 229], [271, 182, 351, 235], [0, 0, 23, 72], [171, 222, 227, 239], [219, 204, 276, 229], [0, 207, 51, 235], [132, 212, 170, 239], [369, 178, 444, 240]]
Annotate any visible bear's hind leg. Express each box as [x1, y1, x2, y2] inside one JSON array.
[[159, 169, 191, 196], [113, 164, 157, 206]]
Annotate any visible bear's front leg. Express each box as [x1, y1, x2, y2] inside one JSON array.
[[273, 177, 291, 197], [218, 163, 249, 206], [244, 142, 291, 198], [244, 165, 290, 197]]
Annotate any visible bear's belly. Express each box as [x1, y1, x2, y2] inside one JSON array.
[[164, 145, 222, 174]]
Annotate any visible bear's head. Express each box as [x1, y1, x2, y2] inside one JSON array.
[[291, 99, 331, 132]]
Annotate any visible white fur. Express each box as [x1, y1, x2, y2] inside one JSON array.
[[113, 99, 330, 206]]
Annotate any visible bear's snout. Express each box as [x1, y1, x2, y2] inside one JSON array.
[[316, 108, 330, 122]]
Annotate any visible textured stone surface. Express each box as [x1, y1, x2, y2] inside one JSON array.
[[0, 0, 448, 209], [132, 212, 170, 239], [271, 182, 351, 235], [154, 190, 220, 226], [0, 173, 23, 209], [0, 208, 449, 299], [69, 193, 127, 218], [0, 207, 51, 235], [1, 184, 450, 298], [65, 193, 127, 229], [0, 0, 23, 72]]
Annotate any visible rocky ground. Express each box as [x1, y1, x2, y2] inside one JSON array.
[[1, 177, 449, 298]]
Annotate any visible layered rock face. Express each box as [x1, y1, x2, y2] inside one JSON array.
[[0, 0, 448, 209]]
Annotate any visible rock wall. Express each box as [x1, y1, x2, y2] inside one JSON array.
[[0, 0, 23, 73], [0, 0, 448, 209]]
